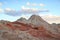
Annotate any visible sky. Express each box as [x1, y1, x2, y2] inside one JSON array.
[[0, 0, 60, 23]]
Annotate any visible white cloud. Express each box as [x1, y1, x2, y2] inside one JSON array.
[[5, 8, 15, 11], [5, 8, 16, 14], [21, 6, 30, 9], [21, 6, 25, 9], [40, 3, 45, 6], [0, 8, 3, 13], [4, 8, 19, 16], [27, 2, 30, 6], [41, 14, 60, 24], [26, 2, 45, 6], [21, 6, 48, 14], [4, 7, 48, 16]]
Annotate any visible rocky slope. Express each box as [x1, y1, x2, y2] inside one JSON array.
[[0, 15, 60, 40]]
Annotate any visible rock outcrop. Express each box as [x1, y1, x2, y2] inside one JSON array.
[[0, 14, 60, 40]]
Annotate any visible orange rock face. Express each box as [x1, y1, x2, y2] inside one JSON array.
[[28, 29, 40, 37], [0, 27, 2, 30], [3, 22, 32, 31], [6, 23, 16, 30], [0, 21, 60, 40], [0, 25, 2, 30], [28, 25, 60, 40]]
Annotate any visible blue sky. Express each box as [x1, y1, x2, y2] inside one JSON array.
[[0, 0, 60, 23]]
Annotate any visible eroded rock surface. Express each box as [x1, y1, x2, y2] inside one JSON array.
[[0, 15, 60, 40]]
